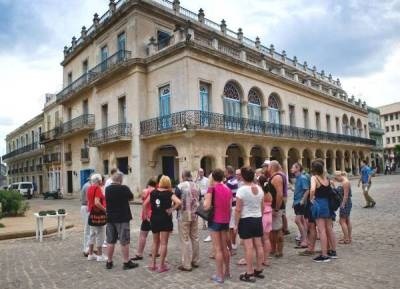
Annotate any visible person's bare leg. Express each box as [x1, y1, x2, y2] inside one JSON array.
[[263, 232, 271, 264], [107, 244, 115, 261], [295, 215, 307, 246], [151, 233, 159, 268], [347, 218, 352, 242], [253, 237, 264, 271], [316, 219, 328, 256], [159, 232, 169, 267], [243, 239, 254, 274], [277, 230, 284, 255], [339, 217, 349, 242], [270, 231, 277, 255], [221, 230, 231, 277], [97, 246, 102, 256], [325, 219, 336, 251], [88, 244, 94, 255], [121, 244, 130, 263], [307, 222, 316, 252], [136, 230, 149, 257], [211, 231, 224, 279], [282, 214, 288, 233]]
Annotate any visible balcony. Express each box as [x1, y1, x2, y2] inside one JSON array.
[[2, 142, 40, 161], [36, 164, 43, 172], [56, 50, 132, 104], [24, 167, 28, 173], [30, 166, 35, 172], [89, 123, 132, 146], [81, 148, 90, 162], [140, 110, 376, 146], [65, 152, 72, 165], [60, 114, 95, 138], [40, 127, 62, 144], [43, 153, 61, 165]]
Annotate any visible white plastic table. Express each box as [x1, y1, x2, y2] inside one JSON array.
[[34, 213, 67, 242]]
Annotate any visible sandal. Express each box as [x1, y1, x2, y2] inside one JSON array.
[[237, 258, 247, 265], [254, 269, 265, 279], [262, 261, 270, 267], [338, 239, 351, 244], [131, 255, 143, 261], [157, 264, 170, 273], [147, 264, 158, 271], [211, 275, 224, 284], [239, 272, 256, 283], [177, 265, 192, 272]]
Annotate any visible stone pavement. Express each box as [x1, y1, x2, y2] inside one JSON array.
[[0, 174, 399, 289]]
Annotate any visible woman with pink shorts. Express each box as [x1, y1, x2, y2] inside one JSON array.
[[259, 175, 272, 266]]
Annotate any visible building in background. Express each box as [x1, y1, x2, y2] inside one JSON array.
[[379, 102, 400, 167], [0, 161, 7, 188], [3, 0, 376, 194], [2, 113, 45, 194], [368, 106, 385, 173]]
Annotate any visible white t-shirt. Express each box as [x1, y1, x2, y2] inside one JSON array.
[[236, 185, 263, 218], [196, 177, 209, 196]]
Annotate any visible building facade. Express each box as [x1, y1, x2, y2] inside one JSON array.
[[368, 106, 384, 172], [379, 102, 400, 165], [2, 113, 45, 194], [0, 162, 7, 188], [7, 0, 374, 194]]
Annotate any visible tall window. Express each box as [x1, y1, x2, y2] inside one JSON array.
[[248, 88, 262, 121], [118, 96, 127, 123], [67, 72, 72, 85], [82, 60, 88, 74], [157, 30, 171, 50], [199, 82, 210, 126], [31, 130, 35, 144], [289, 105, 295, 126], [326, 114, 331, 132], [100, 45, 108, 72], [315, 112, 321, 130], [303, 109, 309, 129], [335, 117, 340, 133], [82, 99, 89, 115], [268, 94, 280, 124], [117, 32, 126, 61], [101, 104, 108, 128], [223, 82, 241, 117], [159, 85, 171, 129], [67, 107, 72, 121], [54, 111, 60, 127]]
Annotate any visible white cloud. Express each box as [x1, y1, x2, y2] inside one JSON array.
[[342, 42, 400, 107]]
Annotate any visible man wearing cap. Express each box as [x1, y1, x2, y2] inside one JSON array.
[[80, 176, 91, 257]]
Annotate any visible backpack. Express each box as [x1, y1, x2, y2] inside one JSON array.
[[329, 183, 343, 212]]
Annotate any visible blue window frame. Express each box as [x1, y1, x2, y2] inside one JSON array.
[[159, 85, 171, 129]]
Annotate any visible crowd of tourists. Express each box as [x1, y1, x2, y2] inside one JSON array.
[[79, 158, 376, 283]]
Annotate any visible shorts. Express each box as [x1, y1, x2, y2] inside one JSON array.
[[238, 217, 263, 239], [229, 207, 236, 229], [89, 225, 105, 247], [362, 183, 371, 192], [208, 221, 229, 232], [106, 222, 130, 245], [271, 210, 283, 231], [140, 220, 151, 232], [293, 203, 306, 215], [339, 199, 352, 218]]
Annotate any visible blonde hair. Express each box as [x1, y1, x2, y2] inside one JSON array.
[[158, 175, 172, 190], [334, 171, 347, 177]]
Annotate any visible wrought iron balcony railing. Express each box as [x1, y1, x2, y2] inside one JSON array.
[[40, 127, 63, 143], [51, 153, 61, 163], [140, 110, 376, 146], [57, 50, 131, 103], [81, 148, 90, 162], [36, 164, 43, 171], [89, 123, 132, 146], [2, 142, 40, 161], [61, 114, 95, 137]]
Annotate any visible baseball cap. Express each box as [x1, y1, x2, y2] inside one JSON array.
[[261, 160, 270, 167]]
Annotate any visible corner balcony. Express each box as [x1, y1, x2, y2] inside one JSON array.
[[59, 114, 95, 138], [140, 110, 376, 146], [40, 127, 62, 144], [1, 142, 42, 161], [56, 50, 132, 104], [89, 123, 132, 147]]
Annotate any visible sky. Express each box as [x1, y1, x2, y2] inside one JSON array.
[[0, 0, 399, 156]]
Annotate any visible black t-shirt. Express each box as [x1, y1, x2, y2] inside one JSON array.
[[105, 184, 133, 223], [150, 190, 173, 217]]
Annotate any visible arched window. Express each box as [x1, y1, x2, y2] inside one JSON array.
[[268, 93, 281, 124], [357, 119, 363, 137], [248, 88, 262, 121], [223, 81, 241, 118], [342, 114, 349, 135], [350, 117, 356, 136]]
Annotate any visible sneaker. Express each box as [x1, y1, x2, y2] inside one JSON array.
[[123, 260, 139, 270], [363, 205, 371, 208], [87, 254, 97, 261], [328, 250, 338, 259], [204, 236, 212, 242], [313, 255, 331, 263], [370, 202, 376, 208], [97, 255, 108, 262], [106, 261, 113, 269]]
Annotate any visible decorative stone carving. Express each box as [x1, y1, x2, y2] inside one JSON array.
[[81, 26, 87, 39], [109, 0, 116, 14], [220, 19, 227, 34], [237, 28, 243, 42], [93, 13, 100, 28], [63, 46, 68, 56], [71, 36, 77, 48], [198, 8, 205, 23], [255, 37, 260, 49]]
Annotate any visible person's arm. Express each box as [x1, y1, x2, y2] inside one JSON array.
[[358, 171, 362, 187], [94, 188, 106, 212], [204, 191, 212, 210], [167, 193, 182, 215], [272, 176, 283, 210], [367, 169, 372, 183], [143, 193, 151, 220], [341, 181, 350, 208], [126, 187, 134, 201], [301, 189, 309, 205], [310, 176, 317, 202], [260, 197, 265, 216], [235, 197, 242, 230]]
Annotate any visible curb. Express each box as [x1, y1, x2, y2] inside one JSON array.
[[0, 224, 74, 241]]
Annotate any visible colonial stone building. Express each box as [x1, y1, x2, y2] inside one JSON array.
[[379, 101, 400, 164], [5, 0, 375, 194], [368, 106, 384, 172], [2, 113, 45, 194]]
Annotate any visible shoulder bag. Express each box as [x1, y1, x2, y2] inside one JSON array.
[[88, 186, 107, 226], [195, 187, 214, 221]]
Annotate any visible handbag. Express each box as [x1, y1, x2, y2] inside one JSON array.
[[88, 186, 107, 226], [329, 183, 343, 212], [195, 187, 214, 221]]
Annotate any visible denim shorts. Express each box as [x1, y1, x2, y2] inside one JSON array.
[[208, 221, 229, 232]]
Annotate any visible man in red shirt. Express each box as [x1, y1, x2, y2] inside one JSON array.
[[87, 173, 107, 262]]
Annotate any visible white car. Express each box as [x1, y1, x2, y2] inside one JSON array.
[[9, 182, 34, 199]]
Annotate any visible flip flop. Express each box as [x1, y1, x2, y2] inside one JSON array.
[[131, 255, 143, 261], [294, 245, 308, 249]]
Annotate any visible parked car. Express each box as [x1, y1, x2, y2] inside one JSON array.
[[43, 189, 63, 200], [8, 182, 34, 199]]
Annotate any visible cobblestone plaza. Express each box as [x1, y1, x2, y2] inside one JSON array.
[[1, 175, 399, 289]]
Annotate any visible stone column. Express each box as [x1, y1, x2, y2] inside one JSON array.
[[341, 155, 345, 172], [243, 155, 250, 167], [282, 153, 288, 177], [332, 157, 337, 171]]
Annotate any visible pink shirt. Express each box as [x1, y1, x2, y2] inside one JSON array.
[[208, 183, 232, 224]]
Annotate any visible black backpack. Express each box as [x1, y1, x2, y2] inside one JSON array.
[[329, 183, 343, 212]]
